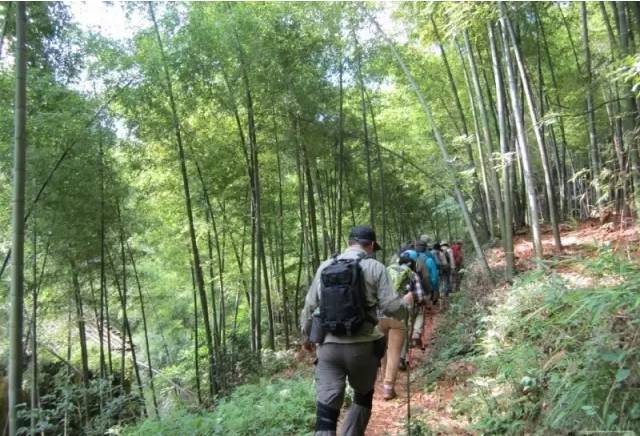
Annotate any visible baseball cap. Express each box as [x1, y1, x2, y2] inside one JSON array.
[[348, 225, 382, 251], [400, 249, 418, 262]]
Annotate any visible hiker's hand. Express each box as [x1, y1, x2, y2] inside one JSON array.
[[302, 340, 315, 353], [403, 292, 414, 306]]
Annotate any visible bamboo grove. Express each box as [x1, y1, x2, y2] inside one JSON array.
[[1, 2, 639, 433]]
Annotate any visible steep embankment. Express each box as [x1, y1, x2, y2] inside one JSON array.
[[401, 221, 640, 434]]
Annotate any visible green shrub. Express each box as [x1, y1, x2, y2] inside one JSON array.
[[124, 376, 315, 435], [474, 251, 640, 433], [421, 250, 640, 434]]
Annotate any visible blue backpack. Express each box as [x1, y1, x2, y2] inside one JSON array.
[[418, 252, 439, 289]]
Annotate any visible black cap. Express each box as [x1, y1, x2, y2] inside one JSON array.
[[348, 225, 382, 251]]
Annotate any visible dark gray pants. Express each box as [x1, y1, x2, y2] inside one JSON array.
[[314, 341, 381, 436]]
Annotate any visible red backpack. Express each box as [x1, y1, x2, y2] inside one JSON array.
[[451, 244, 463, 267]]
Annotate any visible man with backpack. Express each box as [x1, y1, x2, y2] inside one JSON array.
[[439, 242, 456, 308], [300, 225, 413, 436], [410, 240, 438, 348], [414, 239, 440, 304], [379, 249, 425, 400]]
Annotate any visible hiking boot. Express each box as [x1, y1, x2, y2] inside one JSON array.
[[383, 385, 397, 401]]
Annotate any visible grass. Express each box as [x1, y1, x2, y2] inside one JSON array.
[[417, 249, 640, 434], [123, 375, 316, 435]]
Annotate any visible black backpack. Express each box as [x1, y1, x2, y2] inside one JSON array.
[[319, 254, 368, 336]]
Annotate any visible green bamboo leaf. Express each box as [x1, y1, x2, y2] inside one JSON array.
[[615, 368, 630, 383]]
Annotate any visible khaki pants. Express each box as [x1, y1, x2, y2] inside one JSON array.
[[378, 318, 406, 386]]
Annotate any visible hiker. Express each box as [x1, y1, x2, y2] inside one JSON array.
[[409, 242, 432, 305], [379, 249, 426, 401], [300, 225, 413, 436], [433, 243, 451, 308], [451, 240, 463, 293], [400, 235, 438, 354], [441, 241, 456, 296], [415, 239, 438, 305]]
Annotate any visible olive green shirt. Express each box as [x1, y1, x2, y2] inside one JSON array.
[[300, 246, 409, 344]]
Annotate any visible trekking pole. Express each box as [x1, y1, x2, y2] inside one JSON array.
[[406, 306, 415, 368], [405, 310, 411, 435]]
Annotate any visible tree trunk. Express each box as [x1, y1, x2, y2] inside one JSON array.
[[366, 94, 387, 260], [456, 37, 494, 238], [431, 15, 469, 135], [430, 19, 490, 236], [99, 130, 107, 380], [297, 117, 320, 270], [149, 4, 217, 395], [536, 5, 570, 219], [8, 4, 27, 434], [336, 55, 345, 252], [315, 166, 331, 259], [465, 30, 506, 248], [558, 3, 583, 72], [108, 233, 147, 417], [30, 216, 39, 435], [355, 35, 376, 228], [504, 4, 562, 251], [105, 268, 114, 379], [70, 262, 90, 424], [489, 22, 514, 281], [275, 127, 291, 349], [128, 244, 159, 416], [617, 1, 640, 213], [294, 235, 304, 330], [260, 235, 276, 351], [192, 266, 202, 405], [581, 2, 603, 210], [499, 4, 544, 259], [205, 229, 222, 388]]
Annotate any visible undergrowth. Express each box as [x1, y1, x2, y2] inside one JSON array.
[[124, 376, 315, 435], [420, 249, 640, 434]]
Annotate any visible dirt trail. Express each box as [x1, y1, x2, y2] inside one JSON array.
[[365, 304, 456, 436], [365, 306, 435, 435]]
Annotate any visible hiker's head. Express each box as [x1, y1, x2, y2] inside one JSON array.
[[414, 240, 427, 253], [348, 225, 381, 254], [399, 249, 417, 270], [398, 242, 413, 254]]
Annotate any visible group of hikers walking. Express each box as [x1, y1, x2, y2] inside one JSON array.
[[301, 225, 464, 436]]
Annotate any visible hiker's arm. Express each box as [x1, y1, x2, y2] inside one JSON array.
[[300, 266, 322, 338], [374, 262, 409, 319]]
